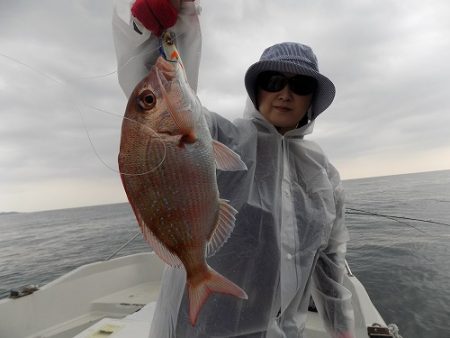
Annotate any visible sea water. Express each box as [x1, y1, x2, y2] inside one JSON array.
[[1, 170, 449, 338]]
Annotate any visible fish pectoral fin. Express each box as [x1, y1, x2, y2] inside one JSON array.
[[206, 199, 237, 257], [212, 140, 248, 171]]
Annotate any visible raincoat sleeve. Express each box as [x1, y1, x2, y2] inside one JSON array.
[[310, 162, 356, 338], [203, 107, 241, 145], [112, 0, 202, 97]]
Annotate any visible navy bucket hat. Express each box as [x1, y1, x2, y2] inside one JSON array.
[[245, 42, 336, 120]]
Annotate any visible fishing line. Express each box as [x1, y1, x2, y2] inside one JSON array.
[[0, 29, 189, 176], [347, 211, 430, 237], [0, 49, 166, 176], [69, 70, 118, 81], [76, 103, 167, 176], [345, 207, 443, 266], [345, 206, 450, 239], [346, 207, 450, 228], [349, 207, 450, 279], [0, 52, 64, 85], [346, 208, 428, 235], [73, 28, 189, 175]]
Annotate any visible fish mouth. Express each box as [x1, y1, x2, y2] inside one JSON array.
[[155, 60, 195, 111], [154, 61, 175, 108], [158, 129, 176, 136]]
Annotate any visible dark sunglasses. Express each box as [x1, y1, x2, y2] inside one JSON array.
[[257, 71, 317, 96]]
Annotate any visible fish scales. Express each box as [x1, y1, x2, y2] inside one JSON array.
[[131, 141, 216, 247]]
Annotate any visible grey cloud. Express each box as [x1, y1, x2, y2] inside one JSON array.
[[1, 0, 450, 211]]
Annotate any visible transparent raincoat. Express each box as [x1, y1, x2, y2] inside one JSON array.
[[113, 1, 355, 337]]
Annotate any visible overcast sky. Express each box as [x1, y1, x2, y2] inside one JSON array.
[[1, 0, 450, 212]]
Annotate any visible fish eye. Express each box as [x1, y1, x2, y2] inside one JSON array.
[[138, 90, 156, 110]]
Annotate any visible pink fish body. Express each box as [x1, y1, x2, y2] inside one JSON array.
[[118, 53, 247, 325]]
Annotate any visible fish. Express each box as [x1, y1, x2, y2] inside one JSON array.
[[118, 31, 248, 326]]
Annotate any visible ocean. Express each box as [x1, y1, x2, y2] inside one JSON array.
[[1, 170, 449, 338]]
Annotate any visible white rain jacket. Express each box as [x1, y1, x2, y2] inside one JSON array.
[[113, 1, 355, 337]]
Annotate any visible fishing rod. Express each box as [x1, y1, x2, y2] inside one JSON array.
[[104, 232, 142, 261], [106, 206, 448, 260], [346, 206, 450, 236]]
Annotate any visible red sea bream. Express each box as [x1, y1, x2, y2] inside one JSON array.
[[118, 39, 248, 325]]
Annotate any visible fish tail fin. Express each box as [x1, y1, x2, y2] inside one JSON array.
[[187, 266, 247, 326]]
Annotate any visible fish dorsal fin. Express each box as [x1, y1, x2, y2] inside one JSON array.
[[206, 199, 238, 257], [212, 140, 248, 171], [136, 212, 183, 267]]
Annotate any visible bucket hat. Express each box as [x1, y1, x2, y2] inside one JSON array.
[[244, 42, 336, 120]]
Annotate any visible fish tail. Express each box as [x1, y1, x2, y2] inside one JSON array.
[[187, 266, 248, 326]]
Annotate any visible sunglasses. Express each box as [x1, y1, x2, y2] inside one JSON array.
[[257, 71, 317, 96]]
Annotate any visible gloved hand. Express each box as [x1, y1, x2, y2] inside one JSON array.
[[131, 0, 182, 36]]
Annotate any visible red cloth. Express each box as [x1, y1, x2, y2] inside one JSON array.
[[131, 0, 178, 36]]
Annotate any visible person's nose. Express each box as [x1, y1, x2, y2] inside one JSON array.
[[276, 85, 293, 101]]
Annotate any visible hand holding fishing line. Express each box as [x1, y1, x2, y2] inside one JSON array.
[[131, 0, 194, 36]]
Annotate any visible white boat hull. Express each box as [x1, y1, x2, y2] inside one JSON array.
[[0, 253, 386, 338]]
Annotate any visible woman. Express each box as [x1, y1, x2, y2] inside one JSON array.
[[113, 1, 355, 337]]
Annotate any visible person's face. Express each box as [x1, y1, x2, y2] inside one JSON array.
[[256, 72, 314, 134]]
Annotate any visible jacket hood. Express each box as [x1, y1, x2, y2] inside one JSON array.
[[242, 98, 315, 138]]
